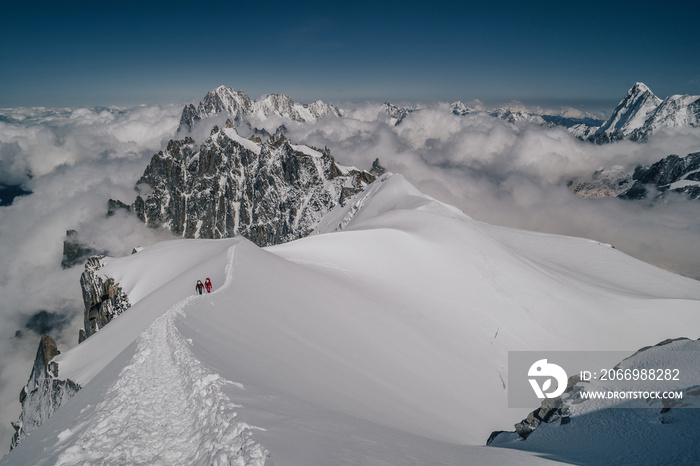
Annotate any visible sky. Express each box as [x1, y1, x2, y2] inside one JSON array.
[[1, 0, 700, 110]]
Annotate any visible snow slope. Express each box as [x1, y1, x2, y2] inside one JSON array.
[[3, 174, 700, 465]]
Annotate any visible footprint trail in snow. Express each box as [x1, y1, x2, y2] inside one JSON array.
[[55, 245, 267, 465]]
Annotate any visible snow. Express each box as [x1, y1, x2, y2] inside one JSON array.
[[222, 127, 261, 154], [3, 174, 700, 465], [668, 179, 700, 190], [290, 144, 322, 158], [490, 339, 700, 465]]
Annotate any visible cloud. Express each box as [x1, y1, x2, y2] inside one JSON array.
[[0, 104, 180, 450], [278, 103, 700, 281]]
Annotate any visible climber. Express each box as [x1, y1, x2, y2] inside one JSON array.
[[205, 277, 213, 293], [195, 280, 204, 295]]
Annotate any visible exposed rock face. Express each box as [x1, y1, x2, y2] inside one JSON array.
[[121, 125, 377, 247], [178, 86, 342, 133], [619, 152, 700, 200], [80, 256, 131, 342], [10, 336, 80, 450]]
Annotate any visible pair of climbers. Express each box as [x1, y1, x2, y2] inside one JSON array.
[[195, 277, 213, 295]]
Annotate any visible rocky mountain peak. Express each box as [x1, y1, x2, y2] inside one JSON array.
[[10, 335, 80, 450], [112, 126, 378, 247], [591, 82, 663, 142], [178, 86, 341, 133], [629, 82, 653, 96]]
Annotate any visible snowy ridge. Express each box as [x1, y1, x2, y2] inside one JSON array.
[[591, 82, 700, 141], [54, 310, 267, 466], [3, 242, 269, 465]]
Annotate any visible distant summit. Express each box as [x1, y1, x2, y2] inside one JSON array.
[[178, 86, 342, 132], [590, 82, 700, 142]]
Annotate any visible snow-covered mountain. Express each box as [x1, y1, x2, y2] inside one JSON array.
[[178, 86, 342, 132], [182, 83, 700, 144], [4, 173, 700, 465], [111, 121, 380, 246], [640, 92, 700, 135], [590, 82, 700, 142], [590, 82, 662, 143]]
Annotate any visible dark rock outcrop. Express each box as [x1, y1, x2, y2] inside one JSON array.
[[10, 336, 80, 450], [619, 152, 700, 200], [123, 125, 377, 247], [79, 256, 130, 342]]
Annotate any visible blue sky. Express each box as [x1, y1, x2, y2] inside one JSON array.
[[1, 0, 699, 112]]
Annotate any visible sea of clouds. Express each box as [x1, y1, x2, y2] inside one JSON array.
[[0, 104, 181, 450], [1, 97, 699, 451]]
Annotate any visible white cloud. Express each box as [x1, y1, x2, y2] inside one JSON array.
[[0, 104, 180, 450], [281, 103, 700, 281]]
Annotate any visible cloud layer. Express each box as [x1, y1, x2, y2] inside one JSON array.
[[0, 105, 181, 450], [278, 104, 700, 279]]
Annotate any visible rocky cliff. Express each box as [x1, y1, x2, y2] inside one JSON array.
[[117, 121, 380, 247], [79, 256, 131, 342], [10, 336, 80, 450]]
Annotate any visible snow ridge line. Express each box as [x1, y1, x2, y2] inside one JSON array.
[[55, 243, 267, 466]]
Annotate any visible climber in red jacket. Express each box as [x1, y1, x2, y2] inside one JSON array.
[[205, 277, 213, 293]]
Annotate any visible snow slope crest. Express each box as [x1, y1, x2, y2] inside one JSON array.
[[314, 173, 468, 234]]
